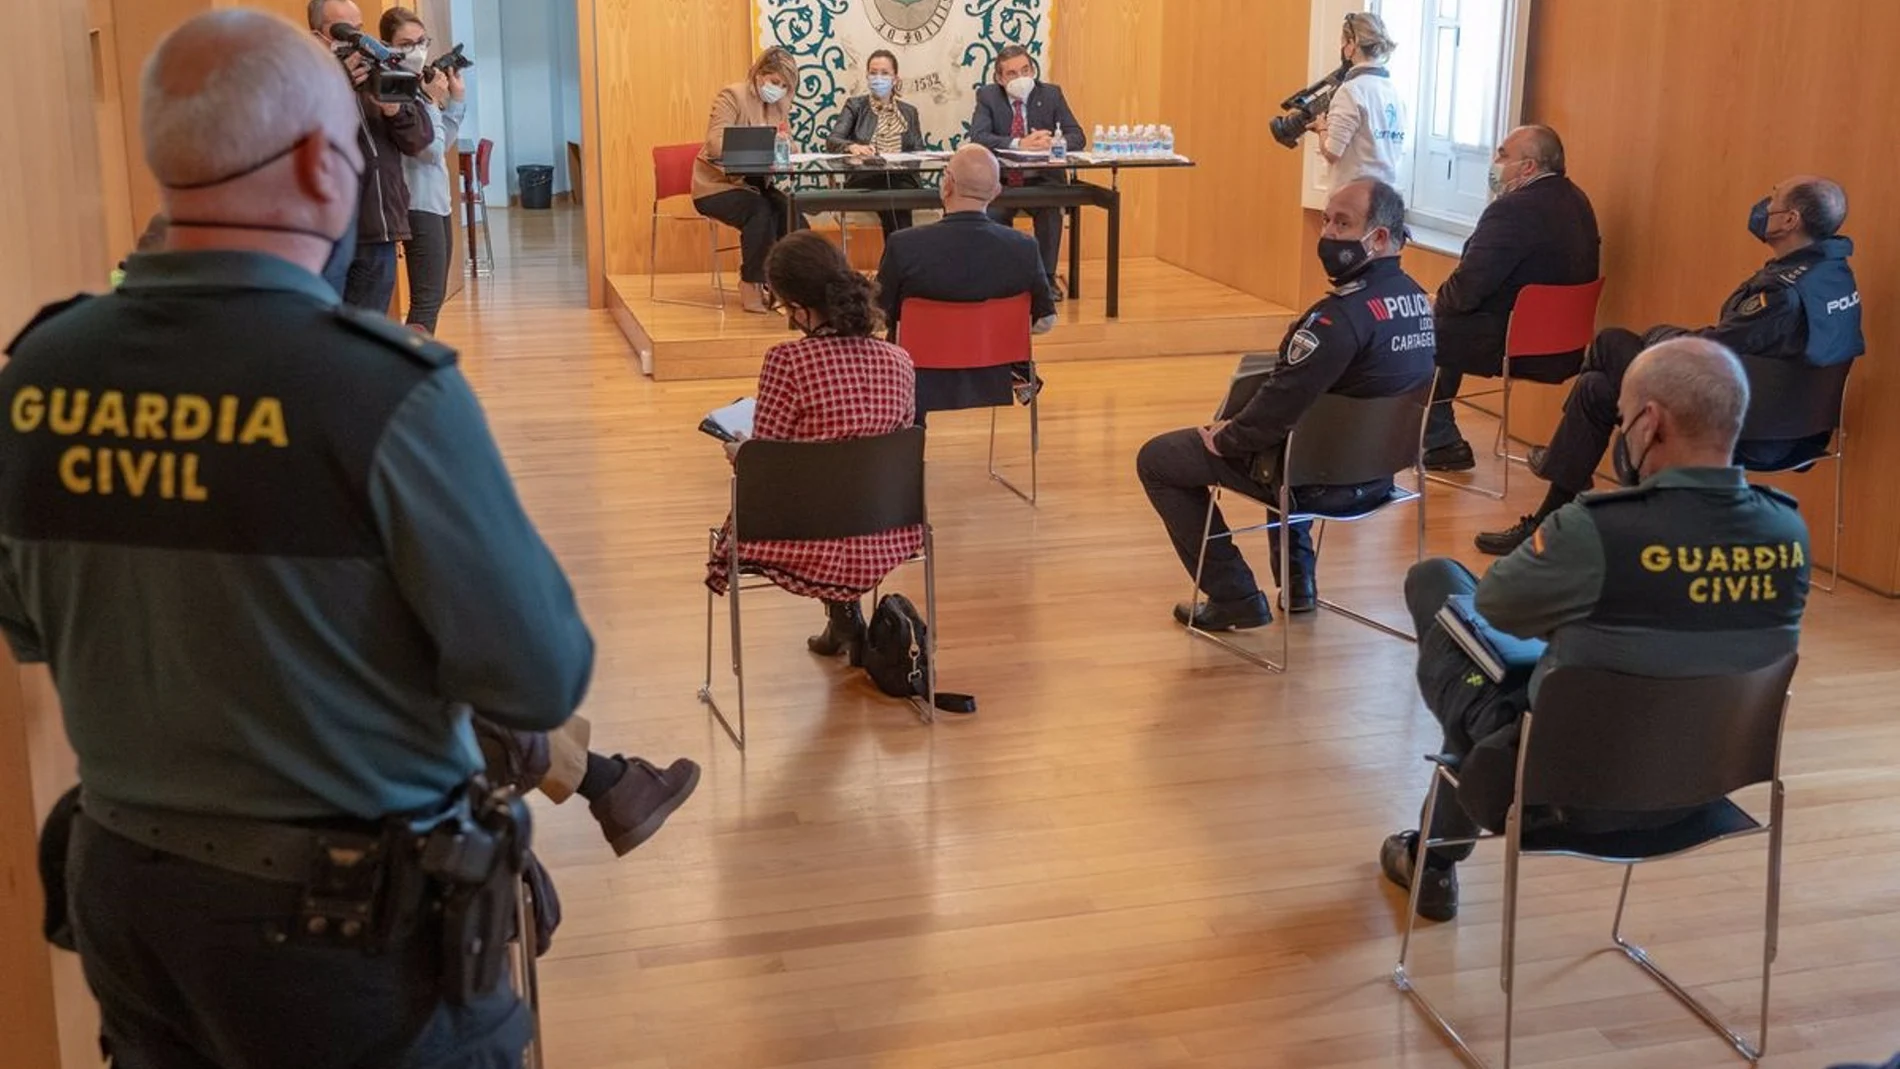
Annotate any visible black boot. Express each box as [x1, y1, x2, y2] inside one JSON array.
[[808, 599, 866, 658]]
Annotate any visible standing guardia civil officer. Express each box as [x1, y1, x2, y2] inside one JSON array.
[[0, 12, 589, 1066]]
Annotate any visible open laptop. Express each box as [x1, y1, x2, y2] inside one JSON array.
[[720, 125, 778, 168]]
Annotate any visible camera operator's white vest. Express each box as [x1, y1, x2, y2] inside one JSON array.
[[1326, 65, 1408, 193]]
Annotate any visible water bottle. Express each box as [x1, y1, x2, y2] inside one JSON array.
[[1091, 124, 1105, 157], [1144, 124, 1160, 156], [1161, 124, 1176, 158], [1116, 125, 1133, 157], [773, 123, 791, 167], [1050, 123, 1067, 162]]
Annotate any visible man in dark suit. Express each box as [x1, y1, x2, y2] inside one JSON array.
[[1425, 125, 1600, 471], [967, 44, 1086, 297], [878, 145, 1057, 416]]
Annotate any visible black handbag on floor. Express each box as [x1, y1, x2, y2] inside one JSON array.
[[861, 593, 975, 714]]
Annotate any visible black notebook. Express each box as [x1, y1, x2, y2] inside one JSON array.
[[1435, 594, 1547, 684]]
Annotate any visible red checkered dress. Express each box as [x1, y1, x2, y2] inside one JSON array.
[[706, 334, 924, 601]]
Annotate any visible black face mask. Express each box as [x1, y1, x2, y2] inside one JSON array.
[[1317, 233, 1376, 283], [162, 136, 364, 295], [1611, 410, 1653, 487]]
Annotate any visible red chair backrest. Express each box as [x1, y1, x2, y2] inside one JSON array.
[[1505, 278, 1606, 359], [653, 143, 703, 202], [475, 138, 494, 188], [897, 295, 1035, 371]]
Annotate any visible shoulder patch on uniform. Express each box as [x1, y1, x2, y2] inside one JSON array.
[[1331, 279, 1369, 297], [332, 305, 457, 368], [1286, 329, 1321, 365], [1739, 292, 1772, 317], [1752, 484, 1801, 509], [5, 294, 94, 355]]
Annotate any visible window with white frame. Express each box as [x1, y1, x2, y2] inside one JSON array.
[[1301, 0, 1533, 245]]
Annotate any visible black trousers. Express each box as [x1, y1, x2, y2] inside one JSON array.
[[1425, 313, 1582, 450], [1136, 427, 1390, 603], [403, 211, 453, 333], [842, 171, 921, 238], [988, 174, 1065, 280], [1540, 326, 1647, 494], [695, 182, 807, 284], [68, 817, 529, 1069], [343, 241, 400, 314]]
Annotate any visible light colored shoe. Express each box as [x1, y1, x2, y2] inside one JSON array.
[[739, 281, 770, 314]]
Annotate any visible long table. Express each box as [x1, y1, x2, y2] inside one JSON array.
[[717, 154, 1194, 319]]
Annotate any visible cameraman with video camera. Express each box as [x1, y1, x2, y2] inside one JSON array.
[[1309, 12, 1407, 193], [309, 0, 433, 313]]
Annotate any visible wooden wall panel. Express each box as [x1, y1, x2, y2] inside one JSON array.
[[1521, 0, 1900, 592], [588, 0, 1164, 289], [3, 1, 107, 1063], [1155, 0, 1311, 309]]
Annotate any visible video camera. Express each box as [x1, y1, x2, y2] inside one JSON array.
[[328, 23, 420, 104], [1269, 61, 1352, 149]]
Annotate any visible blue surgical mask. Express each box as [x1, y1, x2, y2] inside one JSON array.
[[759, 81, 787, 105], [868, 75, 895, 98]]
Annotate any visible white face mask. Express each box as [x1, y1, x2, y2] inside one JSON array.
[[400, 44, 428, 73], [759, 81, 788, 105], [1005, 75, 1035, 102]]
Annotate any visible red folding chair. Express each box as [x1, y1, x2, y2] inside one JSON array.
[[898, 294, 1039, 504], [1433, 278, 1606, 500], [651, 143, 739, 309]]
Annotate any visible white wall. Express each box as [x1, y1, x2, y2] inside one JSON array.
[[465, 0, 510, 202], [460, 0, 580, 200]]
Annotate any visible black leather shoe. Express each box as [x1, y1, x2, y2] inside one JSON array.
[[1423, 440, 1476, 472], [1279, 572, 1317, 614], [1047, 276, 1065, 302], [808, 600, 866, 657], [1172, 592, 1272, 631], [1475, 514, 1541, 556], [1380, 831, 1459, 922], [1526, 444, 1549, 477]]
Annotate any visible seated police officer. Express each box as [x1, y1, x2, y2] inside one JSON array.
[[0, 13, 590, 1065], [1137, 179, 1435, 629], [1477, 175, 1862, 555], [1383, 339, 1811, 921]]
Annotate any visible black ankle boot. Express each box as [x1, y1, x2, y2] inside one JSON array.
[[808, 600, 866, 658]]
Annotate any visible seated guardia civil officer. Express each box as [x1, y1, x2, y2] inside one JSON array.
[[1477, 175, 1862, 555], [1424, 125, 1600, 471], [877, 144, 1057, 415], [1383, 339, 1811, 922], [1136, 178, 1435, 630], [0, 12, 591, 1064]]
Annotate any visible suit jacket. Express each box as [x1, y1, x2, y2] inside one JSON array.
[[1434, 174, 1600, 374], [968, 82, 1086, 153], [692, 81, 792, 202], [825, 95, 925, 154], [877, 211, 1057, 414]]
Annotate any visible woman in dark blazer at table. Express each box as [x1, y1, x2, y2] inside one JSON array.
[[825, 50, 925, 238]]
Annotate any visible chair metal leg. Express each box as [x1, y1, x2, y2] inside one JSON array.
[[1426, 372, 1512, 501], [1394, 767, 1490, 1068], [472, 195, 496, 277], [915, 526, 939, 726], [1500, 809, 1523, 1068], [513, 876, 545, 1069], [1820, 447, 1844, 593], [1610, 838, 1773, 1062], [987, 395, 1038, 505], [649, 214, 660, 301], [701, 538, 748, 751], [1312, 493, 1421, 644], [1184, 492, 1287, 674]]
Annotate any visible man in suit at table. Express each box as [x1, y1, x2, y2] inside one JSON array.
[[878, 144, 1057, 417], [968, 44, 1086, 299]]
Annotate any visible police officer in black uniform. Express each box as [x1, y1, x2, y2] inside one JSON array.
[[0, 13, 590, 1066], [1383, 339, 1811, 921], [1477, 174, 1862, 555], [1137, 178, 1436, 631]]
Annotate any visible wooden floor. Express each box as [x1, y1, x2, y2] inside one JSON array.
[[442, 208, 1900, 1069], [607, 258, 1295, 381]]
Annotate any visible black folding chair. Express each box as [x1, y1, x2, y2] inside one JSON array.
[[1395, 654, 1799, 1068], [1738, 356, 1852, 593], [1186, 363, 1434, 672], [699, 429, 937, 750]]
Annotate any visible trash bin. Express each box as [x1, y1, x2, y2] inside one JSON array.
[[517, 164, 554, 210]]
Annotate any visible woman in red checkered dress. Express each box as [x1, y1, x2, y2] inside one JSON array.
[[706, 231, 923, 656]]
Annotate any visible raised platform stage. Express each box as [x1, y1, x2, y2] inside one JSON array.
[[608, 258, 1297, 381]]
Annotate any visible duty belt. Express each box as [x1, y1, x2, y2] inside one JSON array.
[[80, 790, 374, 885]]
